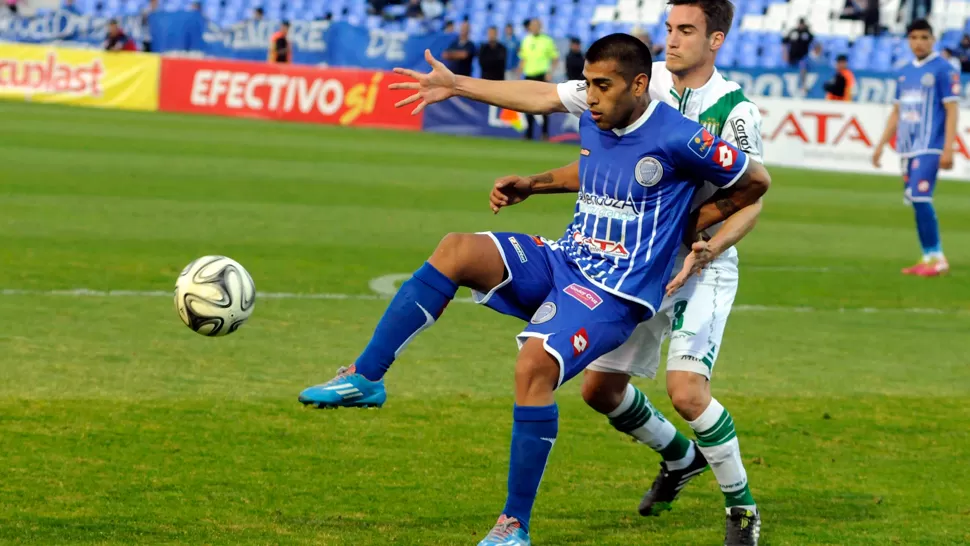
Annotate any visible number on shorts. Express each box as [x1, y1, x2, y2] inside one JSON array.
[[672, 300, 688, 331]]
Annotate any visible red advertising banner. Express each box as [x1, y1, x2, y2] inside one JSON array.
[[158, 58, 421, 130]]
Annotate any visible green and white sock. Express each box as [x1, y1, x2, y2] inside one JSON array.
[[607, 384, 695, 471], [689, 398, 757, 513]]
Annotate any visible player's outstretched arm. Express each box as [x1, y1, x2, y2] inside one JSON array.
[[490, 161, 580, 214], [390, 49, 568, 115], [873, 105, 899, 168]]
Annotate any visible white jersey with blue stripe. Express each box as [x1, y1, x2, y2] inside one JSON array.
[[554, 101, 749, 313], [895, 52, 961, 157]]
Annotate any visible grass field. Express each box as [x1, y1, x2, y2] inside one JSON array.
[[1, 101, 969, 546]]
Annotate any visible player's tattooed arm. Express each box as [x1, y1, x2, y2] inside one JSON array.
[[490, 162, 579, 213], [693, 160, 771, 236]]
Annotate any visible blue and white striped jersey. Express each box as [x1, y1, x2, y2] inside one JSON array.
[[555, 101, 749, 312], [895, 52, 961, 157]]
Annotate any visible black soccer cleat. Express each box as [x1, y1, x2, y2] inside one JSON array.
[[638, 444, 709, 516], [724, 507, 761, 546]]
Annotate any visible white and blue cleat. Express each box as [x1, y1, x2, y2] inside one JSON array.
[[477, 515, 531, 546], [298, 366, 387, 409]]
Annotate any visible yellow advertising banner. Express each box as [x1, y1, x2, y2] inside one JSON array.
[[0, 43, 159, 111]]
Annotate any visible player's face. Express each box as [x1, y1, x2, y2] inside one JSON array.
[[665, 5, 724, 74], [908, 30, 935, 59], [583, 60, 648, 130]]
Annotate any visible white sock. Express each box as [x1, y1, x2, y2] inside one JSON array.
[[689, 398, 756, 512], [607, 384, 695, 471]]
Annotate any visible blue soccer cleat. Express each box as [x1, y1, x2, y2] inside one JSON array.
[[477, 515, 530, 546], [298, 366, 387, 409]]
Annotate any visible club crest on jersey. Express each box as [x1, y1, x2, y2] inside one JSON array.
[[531, 302, 557, 324], [634, 157, 664, 187], [688, 127, 716, 159], [921, 73, 935, 87], [918, 180, 930, 193], [563, 283, 603, 310]]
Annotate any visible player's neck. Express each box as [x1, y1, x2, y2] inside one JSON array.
[[671, 63, 716, 96], [619, 100, 651, 130]]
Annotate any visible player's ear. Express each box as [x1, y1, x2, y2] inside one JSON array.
[[633, 73, 649, 96], [709, 31, 725, 52]]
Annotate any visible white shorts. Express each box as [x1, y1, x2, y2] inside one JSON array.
[[587, 248, 739, 380]]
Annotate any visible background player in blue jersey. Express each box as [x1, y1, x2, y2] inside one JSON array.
[[873, 19, 959, 277], [299, 34, 770, 546]]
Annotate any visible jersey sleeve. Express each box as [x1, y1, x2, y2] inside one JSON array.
[[722, 101, 765, 163], [672, 123, 750, 189], [938, 63, 961, 103], [556, 80, 589, 117]]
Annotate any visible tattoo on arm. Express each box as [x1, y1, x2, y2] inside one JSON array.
[[715, 197, 740, 219], [529, 172, 557, 193]]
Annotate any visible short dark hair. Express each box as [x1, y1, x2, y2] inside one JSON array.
[[836, 54, 848, 62], [569, 36, 581, 45], [585, 33, 653, 83], [666, 0, 735, 37], [907, 18, 933, 36], [281, 20, 290, 27]]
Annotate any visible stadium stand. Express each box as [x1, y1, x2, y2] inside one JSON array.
[[35, 0, 970, 71]]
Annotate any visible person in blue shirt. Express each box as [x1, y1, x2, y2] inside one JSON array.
[[503, 23, 521, 75], [873, 19, 959, 277], [298, 33, 771, 546]]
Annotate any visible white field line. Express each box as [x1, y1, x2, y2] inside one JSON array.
[[0, 288, 966, 315]]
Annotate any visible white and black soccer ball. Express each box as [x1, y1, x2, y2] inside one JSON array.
[[174, 256, 256, 337]]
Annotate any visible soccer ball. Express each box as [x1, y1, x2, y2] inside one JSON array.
[[174, 256, 256, 337]]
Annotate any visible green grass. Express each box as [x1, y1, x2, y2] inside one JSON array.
[[1, 101, 969, 545]]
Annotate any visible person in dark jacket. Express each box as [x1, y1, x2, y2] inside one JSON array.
[[479, 26, 508, 80], [565, 37, 585, 81]]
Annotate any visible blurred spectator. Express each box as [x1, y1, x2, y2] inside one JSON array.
[[942, 48, 961, 72], [443, 20, 455, 33], [824, 54, 856, 101], [104, 19, 137, 51], [519, 18, 558, 140], [442, 21, 476, 77], [479, 27, 507, 81], [253, 7, 264, 21], [269, 21, 292, 63], [565, 37, 585, 81], [62, 0, 80, 14], [405, 0, 423, 19], [862, 0, 881, 35], [140, 0, 158, 52], [5, 0, 21, 15], [503, 23, 521, 75], [958, 34, 970, 73], [901, 0, 932, 26], [634, 27, 664, 57], [801, 42, 828, 94], [783, 18, 814, 69]]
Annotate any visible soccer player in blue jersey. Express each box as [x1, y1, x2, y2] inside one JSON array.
[[299, 34, 770, 545], [873, 19, 959, 277]]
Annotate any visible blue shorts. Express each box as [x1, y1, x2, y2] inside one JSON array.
[[473, 232, 649, 388], [902, 154, 940, 203]]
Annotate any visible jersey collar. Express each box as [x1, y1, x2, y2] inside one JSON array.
[[913, 52, 939, 68], [612, 100, 660, 137], [669, 67, 722, 103]]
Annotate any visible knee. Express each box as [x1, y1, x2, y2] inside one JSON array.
[[581, 373, 628, 414], [434, 232, 472, 264], [515, 348, 560, 404], [666, 368, 711, 421]]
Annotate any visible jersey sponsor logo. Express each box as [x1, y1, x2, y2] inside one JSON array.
[[912, 158, 920, 169], [531, 235, 545, 247], [572, 232, 630, 258], [531, 302, 557, 324], [580, 148, 590, 156], [921, 73, 935, 87], [715, 143, 738, 169], [918, 180, 930, 193], [508, 236, 528, 263], [634, 156, 664, 187], [688, 127, 716, 158], [571, 328, 589, 356], [731, 118, 753, 153], [563, 283, 603, 310], [576, 81, 587, 92], [577, 191, 641, 221]]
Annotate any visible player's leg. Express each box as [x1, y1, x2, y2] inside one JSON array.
[[904, 154, 948, 276], [582, 319, 705, 517], [663, 257, 760, 545], [299, 232, 518, 408], [480, 282, 643, 545]]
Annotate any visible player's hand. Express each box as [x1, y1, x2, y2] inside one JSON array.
[[872, 145, 884, 168], [941, 150, 955, 170], [389, 49, 457, 115], [665, 241, 716, 297], [490, 175, 533, 214]]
